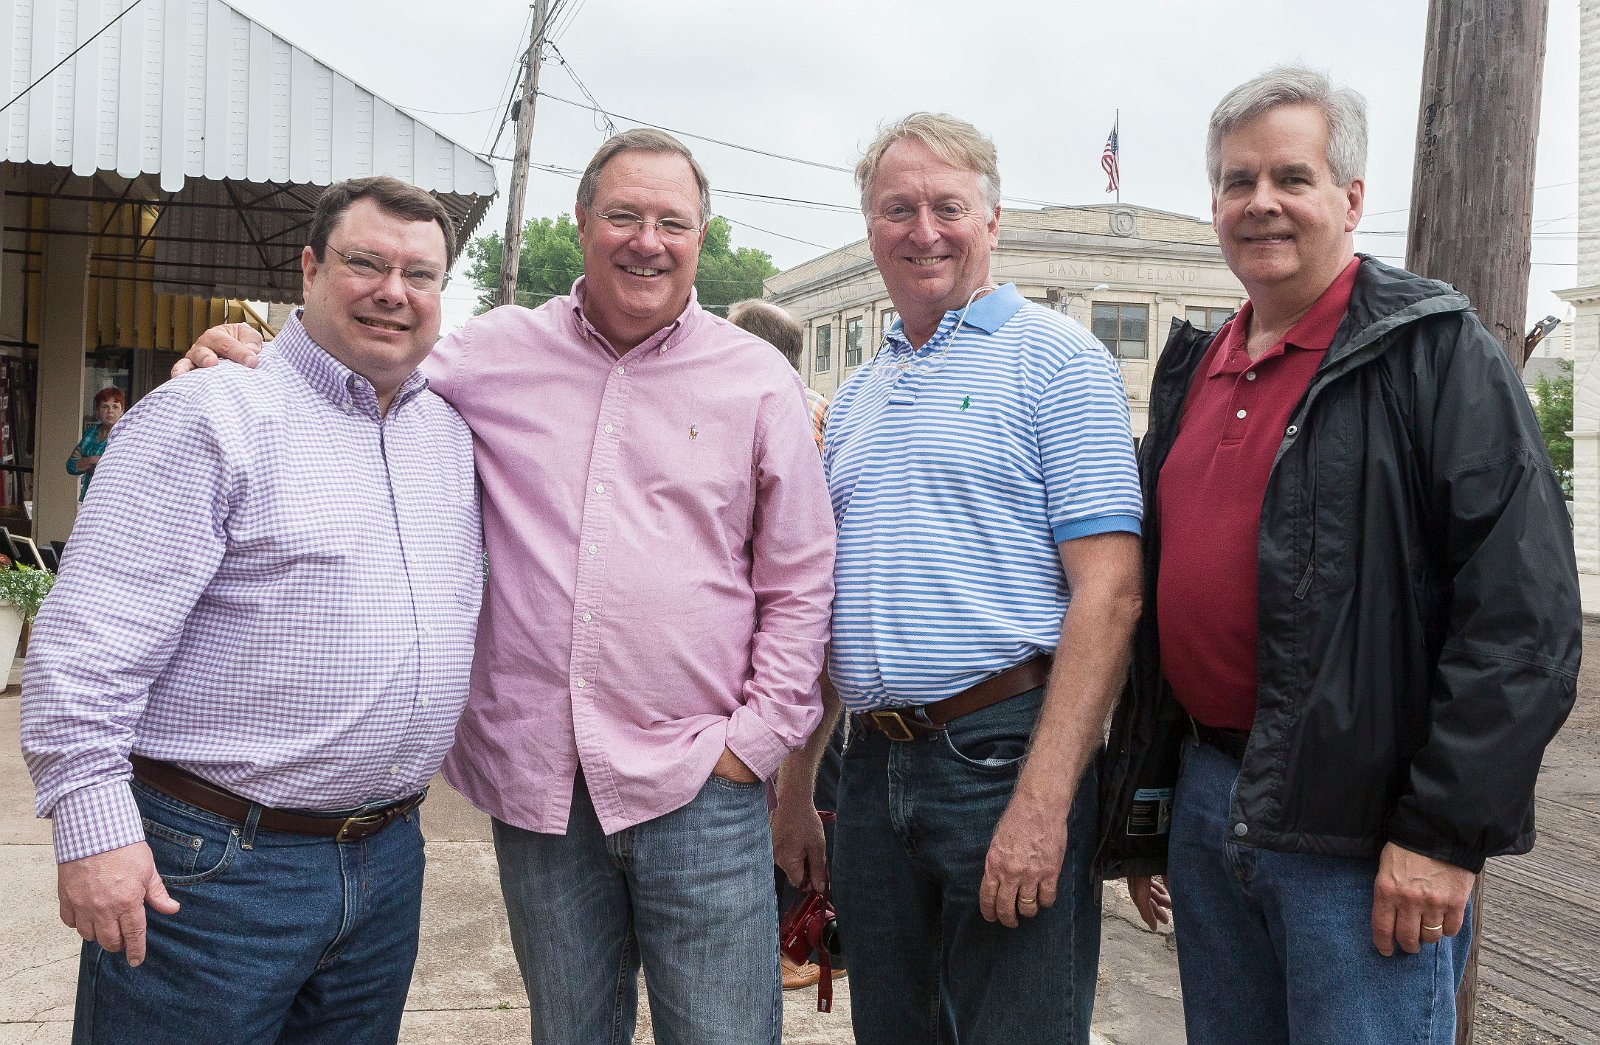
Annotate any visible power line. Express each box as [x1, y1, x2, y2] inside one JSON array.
[[537, 90, 855, 174], [545, 42, 616, 138], [483, 6, 538, 157], [0, 0, 146, 115]]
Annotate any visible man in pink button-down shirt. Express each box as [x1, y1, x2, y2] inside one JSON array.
[[185, 130, 835, 1045]]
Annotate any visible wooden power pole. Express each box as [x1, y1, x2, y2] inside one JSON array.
[[495, 0, 551, 309], [1404, 1, 1548, 1041]]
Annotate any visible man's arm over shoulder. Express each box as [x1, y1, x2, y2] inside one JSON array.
[[1388, 312, 1580, 871], [22, 383, 237, 864], [723, 373, 836, 782]]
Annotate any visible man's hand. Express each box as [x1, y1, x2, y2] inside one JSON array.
[[58, 842, 181, 967], [1128, 875, 1171, 931], [712, 745, 759, 785], [170, 323, 265, 378], [980, 792, 1067, 928], [771, 798, 828, 894], [1370, 842, 1476, 956]]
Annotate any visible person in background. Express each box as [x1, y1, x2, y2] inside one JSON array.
[[66, 387, 125, 501]]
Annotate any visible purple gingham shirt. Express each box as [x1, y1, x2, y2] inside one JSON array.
[[22, 312, 482, 864]]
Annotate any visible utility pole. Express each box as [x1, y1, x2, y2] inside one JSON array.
[[496, 0, 550, 309], [1404, 2, 1548, 1041]]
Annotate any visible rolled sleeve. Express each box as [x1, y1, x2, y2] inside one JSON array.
[[729, 379, 836, 778]]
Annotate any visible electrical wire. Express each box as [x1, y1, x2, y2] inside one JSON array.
[[0, 0, 146, 115]]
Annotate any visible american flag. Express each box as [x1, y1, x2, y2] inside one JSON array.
[[1101, 118, 1120, 193]]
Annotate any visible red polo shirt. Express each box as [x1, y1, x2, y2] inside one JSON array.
[[1156, 259, 1359, 730]]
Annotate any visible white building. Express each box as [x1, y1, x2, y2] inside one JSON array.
[[1556, 0, 1600, 588]]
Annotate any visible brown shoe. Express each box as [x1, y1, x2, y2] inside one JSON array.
[[781, 953, 821, 990]]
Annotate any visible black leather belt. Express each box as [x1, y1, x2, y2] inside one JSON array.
[[130, 755, 425, 843], [858, 655, 1052, 742], [1191, 720, 1250, 761]]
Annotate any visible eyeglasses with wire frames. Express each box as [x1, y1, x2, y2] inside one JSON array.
[[328, 247, 450, 294], [871, 201, 987, 226], [596, 211, 706, 239]]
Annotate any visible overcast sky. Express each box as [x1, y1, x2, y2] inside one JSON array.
[[228, 0, 1582, 334]]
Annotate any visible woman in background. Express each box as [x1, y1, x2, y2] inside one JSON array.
[[66, 387, 125, 501]]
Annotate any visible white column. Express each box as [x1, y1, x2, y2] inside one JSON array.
[[33, 202, 90, 545]]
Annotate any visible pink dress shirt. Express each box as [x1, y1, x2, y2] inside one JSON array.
[[428, 282, 834, 835]]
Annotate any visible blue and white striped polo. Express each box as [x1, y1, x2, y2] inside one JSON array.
[[824, 283, 1143, 711]]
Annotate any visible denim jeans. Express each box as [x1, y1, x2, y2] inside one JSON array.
[[73, 779, 426, 1045], [1169, 737, 1473, 1045], [492, 772, 780, 1045], [833, 686, 1102, 1045]]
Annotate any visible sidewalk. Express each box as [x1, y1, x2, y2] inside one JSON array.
[[0, 672, 1183, 1044]]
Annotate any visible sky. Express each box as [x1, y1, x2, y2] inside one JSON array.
[[228, 0, 1583, 335]]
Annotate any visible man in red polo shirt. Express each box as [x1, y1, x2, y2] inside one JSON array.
[[1096, 66, 1579, 1044]]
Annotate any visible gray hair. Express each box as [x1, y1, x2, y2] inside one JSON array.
[[576, 128, 712, 224], [1206, 66, 1368, 189], [855, 113, 1002, 213]]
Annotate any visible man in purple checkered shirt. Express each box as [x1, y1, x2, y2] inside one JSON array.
[[21, 177, 482, 1044]]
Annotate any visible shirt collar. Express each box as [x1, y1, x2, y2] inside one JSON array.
[[882, 283, 1026, 351], [272, 309, 429, 414], [1207, 258, 1360, 378], [567, 276, 703, 356]]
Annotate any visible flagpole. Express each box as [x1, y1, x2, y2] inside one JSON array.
[[1115, 109, 1121, 206]]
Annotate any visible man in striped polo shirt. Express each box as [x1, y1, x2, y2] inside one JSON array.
[[810, 113, 1144, 1045]]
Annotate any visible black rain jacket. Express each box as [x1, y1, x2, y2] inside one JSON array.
[[1094, 256, 1580, 879]]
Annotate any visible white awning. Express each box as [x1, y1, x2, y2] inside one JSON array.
[[1, 0, 498, 301]]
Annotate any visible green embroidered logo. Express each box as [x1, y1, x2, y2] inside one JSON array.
[[960, 395, 972, 411]]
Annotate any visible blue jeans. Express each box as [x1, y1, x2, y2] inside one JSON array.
[[1169, 738, 1473, 1045], [833, 686, 1102, 1045], [74, 779, 426, 1045], [492, 772, 780, 1045]]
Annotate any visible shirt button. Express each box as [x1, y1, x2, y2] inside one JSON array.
[[615, 366, 625, 375], [587, 544, 598, 556], [420, 696, 430, 707], [1245, 371, 1257, 381], [576, 678, 588, 689], [581, 612, 593, 623], [1233, 822, 1248, 837], [1236, 409, 1247, 419], [604, 424, 615, 434], [595, 483, 605, 494], [389, 764, 400, 775]]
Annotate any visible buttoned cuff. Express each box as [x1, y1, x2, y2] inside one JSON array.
[[51, 780, 146, 864]]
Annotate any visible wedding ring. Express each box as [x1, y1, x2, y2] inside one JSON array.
[[1422, 923, 1444, 932]]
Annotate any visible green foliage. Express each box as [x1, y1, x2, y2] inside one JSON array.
[[464, 215, 585, 313], [464, 214, 776, 316], [0, 564, 55, 623], [1533, 359, 1574, 497]]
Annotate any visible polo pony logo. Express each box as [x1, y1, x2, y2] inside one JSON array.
[[689, 423, 699, 441]]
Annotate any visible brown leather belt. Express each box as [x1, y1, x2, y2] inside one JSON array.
[[130, 755, 426, 843], [857, 655, 1053, 742]]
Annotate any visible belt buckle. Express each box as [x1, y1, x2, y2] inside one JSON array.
[[335, 810, 388, 843], [867, 710, 916, 742]]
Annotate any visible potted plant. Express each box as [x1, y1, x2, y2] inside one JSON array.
[[0, 561, 55, 664]]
